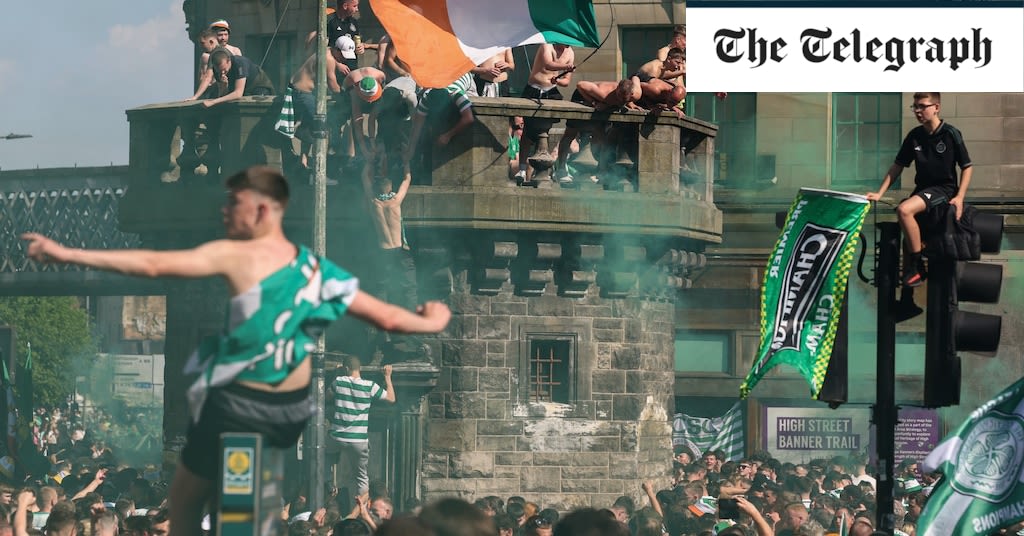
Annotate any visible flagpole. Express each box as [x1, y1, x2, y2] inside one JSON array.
[[306, 0, 330, 511], [875, 222, 899, 533]]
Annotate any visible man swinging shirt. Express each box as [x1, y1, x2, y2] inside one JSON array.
[[22, 165, 451, 536]]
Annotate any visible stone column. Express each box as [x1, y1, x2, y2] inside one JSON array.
[[363, 361, 440, 511]]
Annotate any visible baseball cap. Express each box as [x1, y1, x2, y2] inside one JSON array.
[[358, 77, 383, 102], [210, 19, 230, 32], [335, 36, 356, 59]]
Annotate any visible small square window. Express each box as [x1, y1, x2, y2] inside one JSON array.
[[519, 334, 577, 404]]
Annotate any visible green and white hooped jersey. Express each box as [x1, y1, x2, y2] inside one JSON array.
[[329, 375, 386, 442]]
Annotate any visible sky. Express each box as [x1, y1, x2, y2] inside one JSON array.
[[0, 2, 192, 171]]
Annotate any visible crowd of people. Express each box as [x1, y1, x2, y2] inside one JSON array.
[[3, 429, 1003, 536], [183, 0, 703, 189]]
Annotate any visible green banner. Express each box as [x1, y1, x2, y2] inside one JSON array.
[[741, 188, 869, 399], [918, 376, 1024, 536]]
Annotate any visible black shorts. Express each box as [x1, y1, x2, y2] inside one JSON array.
[[566, 89, 592, 128], [909, 184, 957, 230], [520, 86, 564, 143], [182, 382, 314, 481], [631, 71, 654, 83], [912, 184, 957, 208]]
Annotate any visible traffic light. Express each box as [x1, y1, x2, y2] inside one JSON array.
[[923, 211, 1004, 407]]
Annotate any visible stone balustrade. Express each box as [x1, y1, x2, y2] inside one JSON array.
[[124, 96, 721, 242]]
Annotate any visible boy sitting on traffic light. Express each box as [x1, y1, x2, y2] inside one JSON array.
[[866, 92, 973, 288]]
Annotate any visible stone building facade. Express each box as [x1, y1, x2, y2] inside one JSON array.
[[128, 0, 1024, 508], [420, 269, 678, 506]]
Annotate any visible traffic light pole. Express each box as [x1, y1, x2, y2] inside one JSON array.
[[875, 222, 899, 534]]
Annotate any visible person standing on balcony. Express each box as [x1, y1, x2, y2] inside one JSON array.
[[210, 20, 242, 57], [328, 0, 364, 76], [472, 48, 515, 98], [200, 49, 275, 107], [187, 29, 230, 101], [656, 25, 685, 79], [514, 44, 575, 184], [21, 165, 451, 536]]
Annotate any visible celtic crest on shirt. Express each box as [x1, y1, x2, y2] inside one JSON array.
[[951, 411, 1024, 502]]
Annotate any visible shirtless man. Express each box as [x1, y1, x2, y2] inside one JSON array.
[[21, 166, 451, 536], [287, 53, 344, 167], [553, 78, 643, 182], [636, 47, 685, 87], [381, 39, 412, 81], [188, 29, 227, 101], [361, 162, 425, 359], [573, 78, 643, 112], [656, 25, 685, 80], [210, 20, 243, 57], [472, 48, 515, 97], [638, 81, 687, 118], [515, 44, 575, 182]]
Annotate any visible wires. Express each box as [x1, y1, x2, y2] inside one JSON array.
[[258, 0, 296, 70]]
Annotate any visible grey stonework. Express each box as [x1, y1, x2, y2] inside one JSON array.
[[422, 286, 677, 506]]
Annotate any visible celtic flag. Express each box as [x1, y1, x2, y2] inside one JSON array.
[[918, 377, 1024, 535], [672, 402, 745, 462], [740, 188, 869, 399]]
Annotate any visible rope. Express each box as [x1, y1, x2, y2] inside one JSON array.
[[258, 0, 296, 70]]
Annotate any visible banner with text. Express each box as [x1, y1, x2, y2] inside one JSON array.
[[686, 0, 1024, 92], [741, 188, 869, 399], [762, 405, 938, 464], [764, 405, 871, 464]]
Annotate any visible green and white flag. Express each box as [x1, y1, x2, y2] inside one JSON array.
[[918, 376, 1024, 536], [741, 188, 869, 399], [672, 402, 745, 462]]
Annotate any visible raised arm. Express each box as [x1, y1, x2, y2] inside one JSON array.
[[14, 489, 35, 536], [641, 480, 664, 518], [71, 468, 109, 501], [22, 233, 232, 279], [392, 168, 413, 205], [346, 290, 450, 334], [736, 496, 774, 536], [381, 365, 396, 403]]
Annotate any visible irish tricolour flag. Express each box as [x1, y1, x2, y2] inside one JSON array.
[[370, 0, 601, 88]]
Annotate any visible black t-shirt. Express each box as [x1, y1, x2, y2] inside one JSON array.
[[226, 55, 275, 95], [894, 121, 972, 192], [327, 14, 360, 71]]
